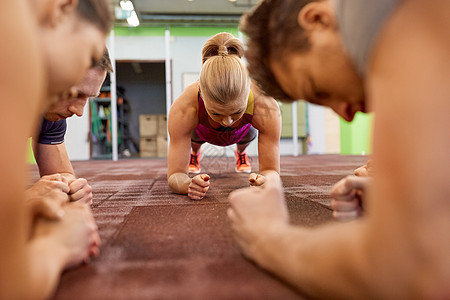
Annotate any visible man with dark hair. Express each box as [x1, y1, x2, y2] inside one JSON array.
[[241, 0, 365, 122], [32, 50, 113, 205], [228, 0, 450, 298]]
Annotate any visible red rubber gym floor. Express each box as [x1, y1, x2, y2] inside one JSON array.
[[29, 154, 366, 299]]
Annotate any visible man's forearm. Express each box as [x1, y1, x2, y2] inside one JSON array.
[[168, 173, 191, 194], [59, 172, 76, 182], [34, 142, 75, 178], [254, 221, 373, 299], [26, 236, 69, 300]]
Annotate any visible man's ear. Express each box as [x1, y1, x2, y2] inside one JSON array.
[[46, 0, 79, 28], [297, 1, 336, 32]]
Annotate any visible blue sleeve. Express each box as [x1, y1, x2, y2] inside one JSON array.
[[38, 118, 67, 145]]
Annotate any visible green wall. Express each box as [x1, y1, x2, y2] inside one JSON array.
[[278, 101, 307, 138], [340, 112, 373, 155], [114, 26, 239, 37], [27, 138, 36, 164]]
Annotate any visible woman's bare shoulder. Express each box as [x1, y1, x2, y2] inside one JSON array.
[[252, 82, 280, 116], [169, 81, 200, 133], [172, 81, 199, 110], [251, 82, 281, 132]]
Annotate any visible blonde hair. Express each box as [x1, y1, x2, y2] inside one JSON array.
[[199, 32, 250, 104]]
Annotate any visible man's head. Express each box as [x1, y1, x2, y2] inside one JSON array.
[[241, 0, 366, 121], [31, 0, 112, 99], [44, 50, 112, 121]]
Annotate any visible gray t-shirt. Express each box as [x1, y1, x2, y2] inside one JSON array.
[[335, 0, 400, 77]]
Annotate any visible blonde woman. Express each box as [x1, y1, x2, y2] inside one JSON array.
[[168, 32, 281, 200]]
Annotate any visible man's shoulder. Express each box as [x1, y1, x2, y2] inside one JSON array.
[[38, 118, 67, 145], [40, 118, 66, 131]]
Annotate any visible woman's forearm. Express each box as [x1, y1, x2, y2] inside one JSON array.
[[168, 172, 192, 194], [260, 169, 279, 176]]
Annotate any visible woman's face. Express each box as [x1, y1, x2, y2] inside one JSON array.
[[203, 95, 248, 127], [40, 13, 106, 100]]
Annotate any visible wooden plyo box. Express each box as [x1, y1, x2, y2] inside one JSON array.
[[140, 136, 157, 157], [157, 114, 167, 136], [157, 135, 168, 157], [139, 115, 158, 137]]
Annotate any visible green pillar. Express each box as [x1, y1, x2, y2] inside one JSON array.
[[340, 112, 374, 155], [27, 137, 36, 164]]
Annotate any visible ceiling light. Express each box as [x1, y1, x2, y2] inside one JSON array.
[[127, 10, 140, 27], [120, 0, 134, 11], [115, 6, 132, 19], [228, 0, 237, 2]]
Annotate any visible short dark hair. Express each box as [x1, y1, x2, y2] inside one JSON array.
[[94, 49, 113, 73], [240, 0, 320, 101], [77, 0, 113, 34]]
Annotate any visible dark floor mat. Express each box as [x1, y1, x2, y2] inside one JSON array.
[[29, 154, 367, 299]]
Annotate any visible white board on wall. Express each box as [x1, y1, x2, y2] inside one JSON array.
[[65, 103, 90, 161], [182, 72, 199, 90]]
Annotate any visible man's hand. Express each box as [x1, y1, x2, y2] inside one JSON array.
[[68, 178, 93, 205], [354, 159, 374, 177], [330, 176, 371, 221], [228, 172, 288, 260], [33, 202, 101, 270], [248, 173, 266, 186], [188, 174, 210, 200], [25, 174, 70, 221]]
